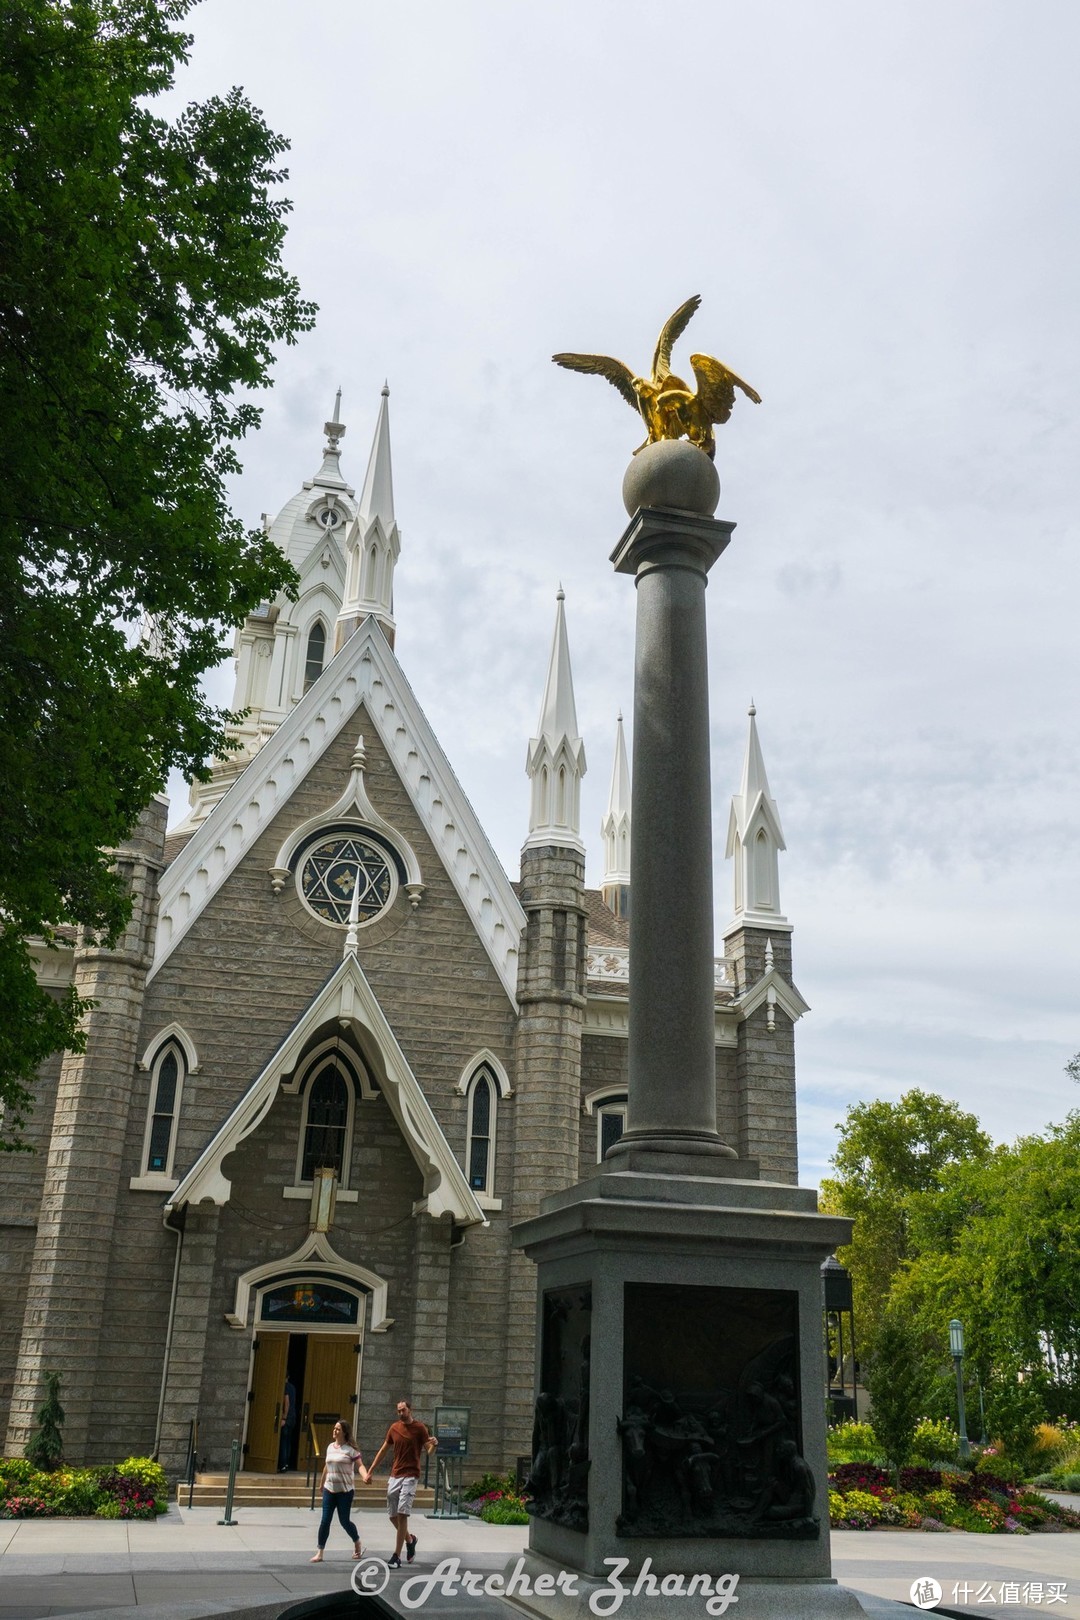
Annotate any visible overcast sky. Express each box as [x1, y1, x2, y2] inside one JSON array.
[[165, 1, 1079, 1186]]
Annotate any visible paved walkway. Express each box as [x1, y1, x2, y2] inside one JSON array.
[[2, 1503, 1079, 1619]]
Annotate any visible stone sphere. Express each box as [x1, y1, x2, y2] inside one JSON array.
[[621, 438, 720, 518]]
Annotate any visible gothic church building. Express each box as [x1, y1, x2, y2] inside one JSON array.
[[1, 393, 805, 1478]]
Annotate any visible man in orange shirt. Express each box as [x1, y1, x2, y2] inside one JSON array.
[[365, 1398, 437, 1567]]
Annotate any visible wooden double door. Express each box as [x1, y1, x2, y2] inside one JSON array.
[[246, 1331, 360, 1473]]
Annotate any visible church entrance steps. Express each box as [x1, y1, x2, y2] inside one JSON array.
[[175, 1472, 435, 1510]]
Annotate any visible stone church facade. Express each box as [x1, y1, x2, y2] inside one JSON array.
[[1, 392, 806, 1479]]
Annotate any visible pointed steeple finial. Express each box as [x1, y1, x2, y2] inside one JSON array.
[[323, 388, 346, 452], [525, 590, 587, 854], [601, 711, 632, 917], [536, 588, 580, 748], [334, 386, 401, 652], [357, 385, 394, 529], [725, 702, 789, 932]]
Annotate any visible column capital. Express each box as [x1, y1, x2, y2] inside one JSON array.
[[610, 507, 735, 580]]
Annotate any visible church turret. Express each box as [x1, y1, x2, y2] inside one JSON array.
[[523, 589, 586, 854], [334, 385, 400, 651], [723, 703, 799, 1182], [725, 701, 788, 931], [507, 589, 588, 1464], [601, 711, 631, 918]]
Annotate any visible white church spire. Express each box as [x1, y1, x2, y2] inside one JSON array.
[[725, 702, 789, 930], [525, 589, 586, 853], [601, 712, 631, 916], [335, 385, 400, 652]]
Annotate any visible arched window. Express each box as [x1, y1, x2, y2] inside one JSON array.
[[304, 620, 326, 692], [596, 1095, 627, 1162], [465, 1066, 498, 1194], [753, 828, 772, 908], [301, 1062, 351, 1182], [365, 542, 378, 600], [143, 1042, 185, 1178]]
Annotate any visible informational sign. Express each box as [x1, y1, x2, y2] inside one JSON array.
[[433, 1404, 470, 1456]]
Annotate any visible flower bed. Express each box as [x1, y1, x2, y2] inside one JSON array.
[[0, 1456, 168, 1520], [828, 1462, 1080, 1534], [462, 1470, 530, 1525]]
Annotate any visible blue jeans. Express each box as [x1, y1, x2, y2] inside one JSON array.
[[318, 1488, 359, 1548]]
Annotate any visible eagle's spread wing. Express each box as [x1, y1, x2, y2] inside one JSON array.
[[689, 353, 762, 423], [552, 352, 639, 412], [651, 295, 701, 384]]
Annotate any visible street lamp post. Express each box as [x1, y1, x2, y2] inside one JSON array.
[[949, 1318, 971, 1458]]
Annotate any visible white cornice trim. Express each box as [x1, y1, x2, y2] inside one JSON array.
[[151, 618, 526, 1002], [166, 953, 487, 1227], [225, 1233, 393, 1332], [584, 993, 738, 1047], [723, 913, 793, 936]]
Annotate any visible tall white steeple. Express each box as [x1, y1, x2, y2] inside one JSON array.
[[725, 702, 790, 930], [335, 384, 400, 651], [601, 712, 631, 917], [525, 589, 587, 853]]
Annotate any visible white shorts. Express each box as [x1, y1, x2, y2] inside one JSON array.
[[387, 1474, 418, 1518]]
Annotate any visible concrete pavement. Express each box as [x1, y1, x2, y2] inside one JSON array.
[[2, 1502, 1080, 1620]]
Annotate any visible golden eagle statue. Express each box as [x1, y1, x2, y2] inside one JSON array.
[[553, 295, 760, 459]]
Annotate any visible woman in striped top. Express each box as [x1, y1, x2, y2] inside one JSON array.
[[309, 1419, 365, 1561]]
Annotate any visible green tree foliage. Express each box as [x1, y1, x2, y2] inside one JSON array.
[[0, 0, 315, 1145], [898, 1116, 1080, 1401], [25, 1369, 65, 1471], [862, 1309, 933, 1485], [820, 1089, 991, 1344]]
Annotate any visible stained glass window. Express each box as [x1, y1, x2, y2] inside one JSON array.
[[302, 1064, 350, 1181], [297, 833, 395, 925], [146, 1046, 182, 1174], [468, 1072, 492, 1191], [261, 1281, 359, 1324]]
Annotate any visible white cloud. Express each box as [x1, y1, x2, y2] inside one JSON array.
[[166, 0, 1080, 1185]]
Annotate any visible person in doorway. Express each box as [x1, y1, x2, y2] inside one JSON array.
[[278, 1375, 297, 1472], [309, 1419, 365, 1562], [363, 1398, 436, 1567]]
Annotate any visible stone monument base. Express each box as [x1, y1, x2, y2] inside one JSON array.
[[500, 1548, 871, 1620], [510, 1170, 854, 1619]]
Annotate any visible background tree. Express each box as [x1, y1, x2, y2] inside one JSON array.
[[0, 0, 315, 1146], [863, 1309, 933, 1485], [25, 1369, 65, 1471], [819, 1089, 991, 1345]]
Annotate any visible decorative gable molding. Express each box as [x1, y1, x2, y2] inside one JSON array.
[[166, 951, 487, 1226], [152, 618, 526, 1002], [737, 967, 810, 1029], [225, 1233, 393, 1332]]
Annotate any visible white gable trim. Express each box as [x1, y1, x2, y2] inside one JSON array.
[[152, 618, 525, 1001], [738, 968, 810, 1024], [166, 953, 487, 1226], [225, 1233, 393, 1332]]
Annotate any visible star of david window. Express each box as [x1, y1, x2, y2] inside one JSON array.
[[296, 832, 398, 926], [314, 503, 344, 531]]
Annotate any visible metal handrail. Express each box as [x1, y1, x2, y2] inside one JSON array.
[[307, 1420, 321, 1511], [185, 1418, 199, 1509]]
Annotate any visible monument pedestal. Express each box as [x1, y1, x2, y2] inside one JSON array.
[[507, 1170, 867, 1619]]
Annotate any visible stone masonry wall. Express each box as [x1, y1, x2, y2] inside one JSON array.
[[724, 925, 799, 1183], [0, 1047, 61, 1447], [5, 801, 167, 1460]]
